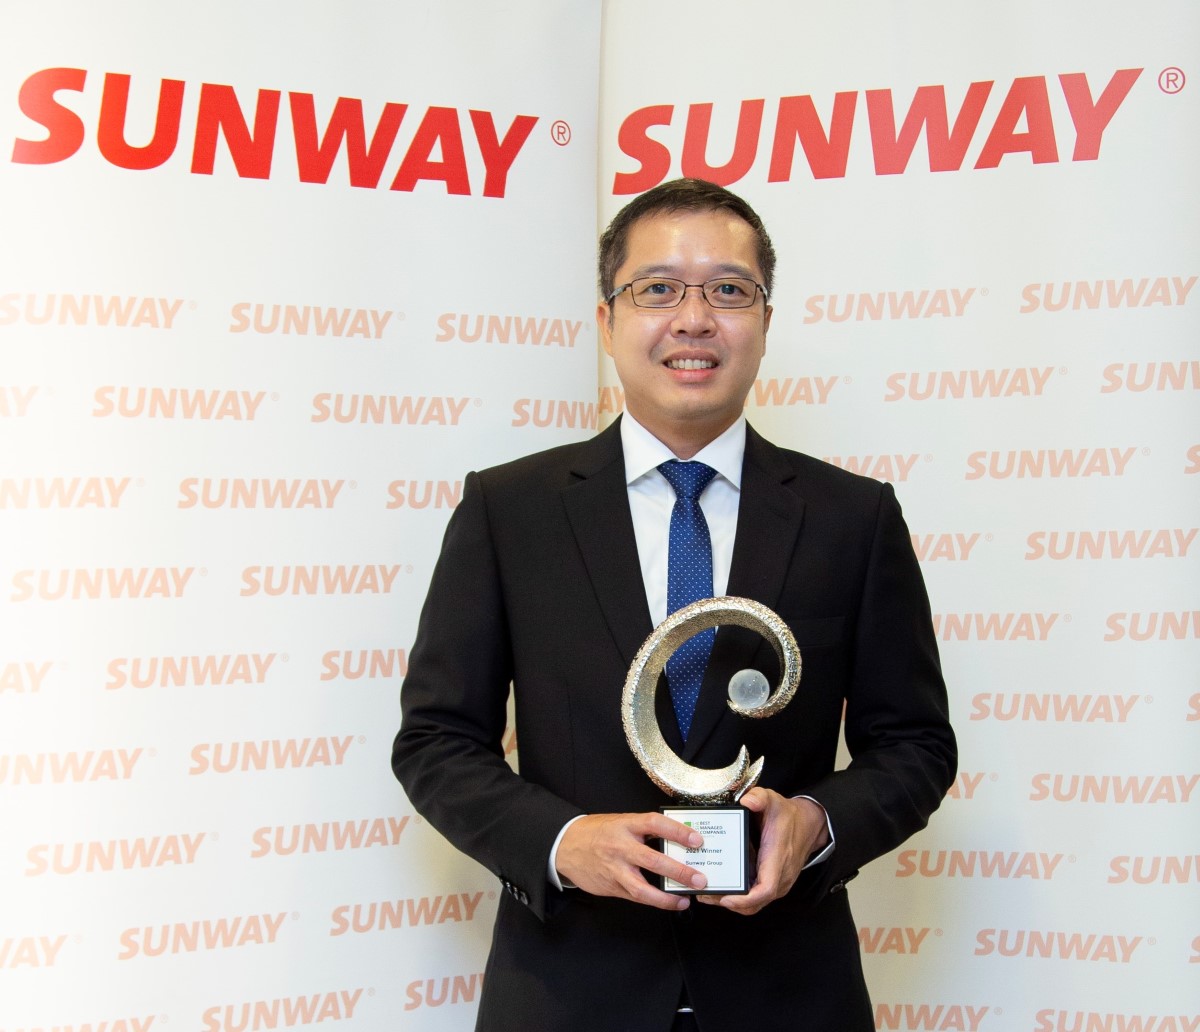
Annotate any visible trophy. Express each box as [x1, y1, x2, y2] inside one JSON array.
[[621, 596, 801, 894]]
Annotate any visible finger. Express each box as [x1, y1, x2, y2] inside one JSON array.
[[642, 813, 704, 849], [628, 839, 708, 892], [620, 873, 694, 911], [737, 786, 769, 812]]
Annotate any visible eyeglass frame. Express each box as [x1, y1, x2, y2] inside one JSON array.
[[605, 275, 769, 310]]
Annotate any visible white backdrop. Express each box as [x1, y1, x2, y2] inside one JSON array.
[[1, 2, 1197, 1030]]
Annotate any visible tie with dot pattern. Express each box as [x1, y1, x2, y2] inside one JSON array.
[[657, 460, 718, 741]]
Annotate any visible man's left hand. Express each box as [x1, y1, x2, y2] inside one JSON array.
[[696, 789, 829, 916]]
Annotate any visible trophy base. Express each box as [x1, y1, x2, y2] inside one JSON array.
[[658, 804, 752, 894]]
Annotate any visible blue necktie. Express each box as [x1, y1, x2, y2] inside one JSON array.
[[658, 460, 718, 741]]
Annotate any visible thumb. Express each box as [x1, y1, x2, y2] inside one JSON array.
[[738, 787, 771, 813]]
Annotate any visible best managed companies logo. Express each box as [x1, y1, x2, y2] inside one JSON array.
[[10, 69, 541, 197], [610, 68, 1143, 192]]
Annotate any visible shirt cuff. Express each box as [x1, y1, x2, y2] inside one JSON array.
[[547, 814, 587, 890], [796, 794, 835, 869]]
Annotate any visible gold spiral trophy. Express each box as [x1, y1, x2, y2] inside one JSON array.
[[621, 596, 802, 894]]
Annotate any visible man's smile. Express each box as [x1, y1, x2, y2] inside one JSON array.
[[665, 357, 718, 370]]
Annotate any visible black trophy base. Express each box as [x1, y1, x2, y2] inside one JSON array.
[[658, 804, 752, 895]]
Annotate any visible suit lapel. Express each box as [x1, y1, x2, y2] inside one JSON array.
[[683, 425, 806, 761], [560, 419, 655, 671]]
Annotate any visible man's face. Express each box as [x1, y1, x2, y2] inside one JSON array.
[[597, 209, 772, 457]]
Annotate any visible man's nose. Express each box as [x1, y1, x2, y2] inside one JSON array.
[[670, 286, 717, 335]]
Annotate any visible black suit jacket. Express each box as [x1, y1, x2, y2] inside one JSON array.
[[393, 419, 956, 1032]]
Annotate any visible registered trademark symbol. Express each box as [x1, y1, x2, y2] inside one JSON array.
[[149, 748, 157, 758], [551, 120, 572, 146], [985, 533, 993, 542], [1159, 67, 1185, 94], [291, 912, 300, 921], [1068, 855, 1076, 863], [1059, 367, 1068, 376], [989, 773, 999, 781], [405, 564, 413, 574], [843, 376, 852, 385], [271, 392, 279, 402], [934, 928, 943, 937], [137, 478, 145, 488], [349, 481, 357, 490], [368, 988, 376, 997], [396, 311, 405, 321], [200, 568, 208, 576], [474, 397, 483, 407], [923, 454, 933, 463], [281, 654, 289, 663], [1145, 695, 1153, 704], [1142, 447, 1151, 456], [1148, 937, 1157, 946], [357, 735, 366, 744], [1064, 614, 1072, 622], [489, 890, 497, 901]]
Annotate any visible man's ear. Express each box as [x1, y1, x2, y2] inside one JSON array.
[[596, 301, 615, 356]]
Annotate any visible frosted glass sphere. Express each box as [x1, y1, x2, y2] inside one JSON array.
[[728, 668, 769, 708]]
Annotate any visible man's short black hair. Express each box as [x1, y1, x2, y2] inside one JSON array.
[[597, 178, 776, 302]]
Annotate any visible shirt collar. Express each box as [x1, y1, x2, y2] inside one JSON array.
[[620, 412, 746, 489]]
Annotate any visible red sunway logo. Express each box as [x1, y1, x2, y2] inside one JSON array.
[[320, 649, 409, 680], [512, 398, 597, 430], [896, 850, 1065, 879], [436, 313, 582, 347], [0, 749, 143, 785], [405, 973, 485, 1012], [0, 660, 54, 693], [189, 736, 355, 774], [386, 481, 462, 511], [971, 692, 1141, 723], [118, 912, 288, 959], [202, 990, 363, 1032], [1108, 855, 1200, 884], [26, 833, 206, 875], [873, 1004, 990, 1031], [2, 935, 69, 968], [329, 892, 486, 935], [106, 653, 278, 689], [249, 817, 409, 857], [611, 69, 1142, 192], [1035, 1012, 1200, 1032], [0, 386, 38, 416], [11, 69, 537, 197], [974, 929, 1144, 962], [858, 927, 932, 954], [1030, 773, 1198, 803]]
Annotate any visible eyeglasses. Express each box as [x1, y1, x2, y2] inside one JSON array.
[[606, 276, 767, 310]]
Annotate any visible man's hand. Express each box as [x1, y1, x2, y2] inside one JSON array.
[[556, 812, 708, 911], [696, 789, 829, 916]]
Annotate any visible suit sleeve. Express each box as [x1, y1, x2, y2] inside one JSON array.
[[391, 471, 583, 919], [802, 481, 957, 894]]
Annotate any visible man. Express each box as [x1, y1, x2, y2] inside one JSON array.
[[393, 179, 956, 1031]]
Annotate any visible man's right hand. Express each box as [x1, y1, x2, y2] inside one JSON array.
[[556, 812, 707, 910]]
